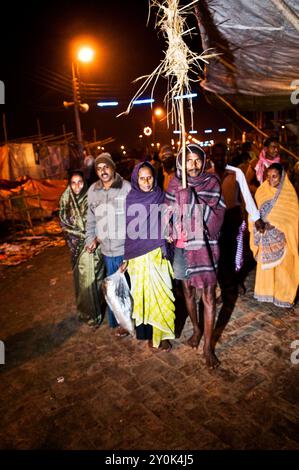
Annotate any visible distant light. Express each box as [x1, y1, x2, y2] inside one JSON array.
[[138, 134, 143, 139], [77, 47, 94, 63], [171, 139, 175, 146], [227, 138, 231, 144], [122, 151, 126, 155], [189, 130, 198, 134], [281, 125, 285, 129], [133, 98, 155, 105], [218, 128, 227, 132], [156, 142, 160, 148], [120, 145, 125, 150], [143, 126, 152, 136], [151, 143, 155, 147], [173, 130, 181, 134], [101, 147, 105, 150], [97, 146, 101, 149], [204, 129, 213, 134], [97, 101, 119, 107], [174, 93, 197, 100]]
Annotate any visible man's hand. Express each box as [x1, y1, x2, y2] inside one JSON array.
[[85, 238, 98, 253], [255, 218, 265, 233]]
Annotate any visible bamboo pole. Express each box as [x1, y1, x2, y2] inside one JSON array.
[[179, 99, 187, 188], [270, 0, 299, 33], [215, 93, 299, 162]]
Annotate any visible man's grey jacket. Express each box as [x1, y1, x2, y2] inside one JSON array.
[[85, 173, 131, 256]]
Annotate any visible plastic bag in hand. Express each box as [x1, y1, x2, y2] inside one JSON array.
[[102, 271, 134, 334]]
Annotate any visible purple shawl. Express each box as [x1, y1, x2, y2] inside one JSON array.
[[124, 162, 166, 260]]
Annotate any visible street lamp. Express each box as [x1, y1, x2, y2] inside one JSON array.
[[152, 107, 164, 143], [64, 46, 94, 160]]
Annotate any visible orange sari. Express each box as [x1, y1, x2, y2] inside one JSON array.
[[249, 173, 299, 307]]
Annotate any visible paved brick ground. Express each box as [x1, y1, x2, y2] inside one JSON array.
[[0, 245, 298, 449]]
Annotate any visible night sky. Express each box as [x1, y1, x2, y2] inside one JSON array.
[[0, 0, 232, 149]]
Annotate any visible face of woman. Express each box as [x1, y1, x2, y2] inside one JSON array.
[[267, 168, 281, 188], [138, 167, 154, 192], [70, 174, 84, 195]]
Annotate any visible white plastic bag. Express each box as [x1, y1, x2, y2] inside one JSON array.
[[102, 270, 134, 334]]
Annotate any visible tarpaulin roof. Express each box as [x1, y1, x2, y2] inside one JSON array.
[[197, 0, 299, 110]]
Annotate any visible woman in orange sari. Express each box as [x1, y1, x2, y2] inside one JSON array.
[[249, 163, 299, 308]]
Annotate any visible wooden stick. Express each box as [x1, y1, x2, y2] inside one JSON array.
[[179, 98, 187, 188], [215, 93, 299, 162]]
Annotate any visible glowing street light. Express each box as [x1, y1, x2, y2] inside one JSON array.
[[152, 107, 164, 142], [77, 47, 94, 63]]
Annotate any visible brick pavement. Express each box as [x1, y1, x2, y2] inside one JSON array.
[[0, 245, 298, 449]]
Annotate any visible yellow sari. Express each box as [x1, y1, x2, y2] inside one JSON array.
[[128, 247, 175, 348], [249, 173, 299, 307]]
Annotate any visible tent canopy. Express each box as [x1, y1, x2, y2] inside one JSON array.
[[197, 0, 299, 110]]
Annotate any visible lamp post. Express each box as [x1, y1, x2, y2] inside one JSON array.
[[72, 61, 83, 147], [64, 46, 94, 161], [152, 107, 164, 143]]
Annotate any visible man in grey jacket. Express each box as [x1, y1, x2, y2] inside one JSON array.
[[85, 152, 131, 335]]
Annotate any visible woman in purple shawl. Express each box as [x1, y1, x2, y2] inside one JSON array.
[[165, 144, 226, 368], [122, 162, 175, 351]]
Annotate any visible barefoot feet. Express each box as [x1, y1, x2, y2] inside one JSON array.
[[160, 340, 172, 352], [187, 330, 202, 349], [203, 346, 220, 369]]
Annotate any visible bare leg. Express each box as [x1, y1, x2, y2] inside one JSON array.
[[182, 281, 202, 349], [202, 285, 220, 368]]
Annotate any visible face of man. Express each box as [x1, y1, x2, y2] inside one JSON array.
[[70, 174, 84, 195], [138, 167, 154, 192], [211, 146, 227, 171], [266, 141, 280, 159], [186, 152, 203, 177], [267, 168, 281, 187], [96, 163, 115, 187]]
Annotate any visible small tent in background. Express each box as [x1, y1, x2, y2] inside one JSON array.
[[0, 143, 71, 181]]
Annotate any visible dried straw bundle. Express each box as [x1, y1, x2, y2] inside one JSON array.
[[118, 0, 218, 186]]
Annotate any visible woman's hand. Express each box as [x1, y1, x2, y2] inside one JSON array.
[[264, 222, 275, 231], [254, 218, 266, 233], [85, 238, 98, 253], [119, 261, 128, 273]]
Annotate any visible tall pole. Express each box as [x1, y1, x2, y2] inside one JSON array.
[[2, 113, 8, 144], [152, 114, 156, 144], [72, 61, 83, 160]]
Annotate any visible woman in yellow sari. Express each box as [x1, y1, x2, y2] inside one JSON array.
[[121, 162, 175, 351], [249, 163, 299, 308]]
